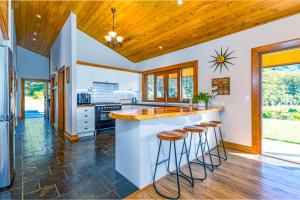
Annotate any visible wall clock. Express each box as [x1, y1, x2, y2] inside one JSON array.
[[209, 47, 236, 73]]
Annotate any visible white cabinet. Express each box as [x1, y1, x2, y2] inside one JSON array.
[[117, 71, 141, 91], [77, 106, 95, 137], [77, 64, 141, 92]]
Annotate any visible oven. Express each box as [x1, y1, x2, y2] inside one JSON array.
[[95, 104, 122, 130]]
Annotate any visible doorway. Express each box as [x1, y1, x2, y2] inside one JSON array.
[[262, 63, 300, 163], [252, 39, 300, 163], [58, 67, 66, 131], [21, 79, 48, 119]]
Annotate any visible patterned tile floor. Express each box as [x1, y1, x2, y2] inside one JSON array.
[[0, 118, 138, 199]]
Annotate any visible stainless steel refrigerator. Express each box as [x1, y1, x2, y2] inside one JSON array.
[[0, 45, 15, 190]]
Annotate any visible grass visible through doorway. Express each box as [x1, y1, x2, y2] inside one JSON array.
[[262, 64, 300, 145], [263, 119, 300, 144], [24, 81, 45, 118]]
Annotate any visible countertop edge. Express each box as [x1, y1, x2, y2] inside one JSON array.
[[110, 106, 225, 121]]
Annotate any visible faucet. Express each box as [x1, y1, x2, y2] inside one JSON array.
[[164, 92, 168, 105]]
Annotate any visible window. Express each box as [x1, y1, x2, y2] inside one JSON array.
[[181, 67, 194, 99], [155, 74, 164, 98], [142, 61, 198, 102], [146, 74, 154, 100]]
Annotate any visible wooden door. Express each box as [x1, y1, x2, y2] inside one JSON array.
[[58, 68, 65, 131], [50, 75, 55, 123]]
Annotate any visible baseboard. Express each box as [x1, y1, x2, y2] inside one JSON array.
[[64, 131, 79, 142], [223, 141, 253, 153]]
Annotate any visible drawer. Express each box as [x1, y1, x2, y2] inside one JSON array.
[[77, 107, 94, 116], [77, 125, 94, 133], [77, 113, 94, 121], [77, 118, 95, 127]]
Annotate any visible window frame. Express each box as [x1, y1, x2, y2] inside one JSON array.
[[142, 60, 198, 103]]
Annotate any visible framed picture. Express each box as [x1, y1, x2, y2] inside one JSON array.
[[212, 77, 230, 95]]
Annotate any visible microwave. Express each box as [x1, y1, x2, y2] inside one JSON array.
[[77, 93, 91, 105]]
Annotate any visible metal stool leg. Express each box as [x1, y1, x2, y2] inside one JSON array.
[[153, 140, 180, 199], [219, 127, 227, 160], [167, 141, 172, 173], [153, 139, 192, 199], [197, 132, 215, 171], [178, 137, 195, 185], [209, 127, 227, 164], [205, 132, 216, 170], [197, 132, 207, 179], [213, 127, 221, 166], [179, 132, 207, 181]]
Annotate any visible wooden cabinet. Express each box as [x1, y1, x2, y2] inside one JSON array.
[[77, 107, 95, 137]]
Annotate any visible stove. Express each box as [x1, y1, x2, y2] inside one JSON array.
[[94, 103, 122, 131]]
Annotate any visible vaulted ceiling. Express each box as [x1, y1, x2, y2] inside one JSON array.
[[13, 0, 300, 63]]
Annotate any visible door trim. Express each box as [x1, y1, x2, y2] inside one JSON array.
[[50, 74, 55, 123], [58, 66, 66, 131], [251, 38, 300, 154], [20, 78, 49, 120]]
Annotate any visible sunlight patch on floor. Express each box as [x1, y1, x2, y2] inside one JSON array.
[[230, 151, 300, 169]]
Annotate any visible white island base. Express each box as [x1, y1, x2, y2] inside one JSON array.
[[115, 111, 221, 189]]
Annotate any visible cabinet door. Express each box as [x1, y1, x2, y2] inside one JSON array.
[[117, 71, 140, 91]]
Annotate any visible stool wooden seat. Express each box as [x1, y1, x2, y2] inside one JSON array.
[[157, 130, 187, 141], [210, 121, 223, 125], [184, 125, 207, 133], [201, 122, 221, 127]]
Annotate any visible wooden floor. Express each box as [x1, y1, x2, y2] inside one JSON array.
[[126, 149, 300, 199]]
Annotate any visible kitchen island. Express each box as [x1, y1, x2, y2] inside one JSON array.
[[110, 106, 224, 189]]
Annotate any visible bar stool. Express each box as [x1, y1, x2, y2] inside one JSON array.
[[179, 125, 214, 181], [201, 121, 227, 167], [153, 130, 194, 199]]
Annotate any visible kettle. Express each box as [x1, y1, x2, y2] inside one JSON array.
[[131, 97, 137, 104]]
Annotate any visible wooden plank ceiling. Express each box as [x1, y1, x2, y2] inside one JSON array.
[[13, 0, 300, 63]]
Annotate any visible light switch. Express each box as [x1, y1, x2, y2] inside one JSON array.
[[244, 96, 250, 102]]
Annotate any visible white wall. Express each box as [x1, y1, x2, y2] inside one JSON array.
[[136, 14, 300, 147], [77, 30, 135, 70], [16, 46, 49, 79], [50, 13, 77, 135], [16, 46, 49, 116]]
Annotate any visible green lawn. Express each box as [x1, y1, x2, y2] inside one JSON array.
[[263, 119, 300, 144]]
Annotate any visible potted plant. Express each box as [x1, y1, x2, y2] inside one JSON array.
[[192, 92, 215, 107]]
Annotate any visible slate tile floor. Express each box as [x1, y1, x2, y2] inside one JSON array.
[[0, 118, 138, 199]]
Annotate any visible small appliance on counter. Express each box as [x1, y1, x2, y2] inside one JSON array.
[[77, 93, 91, 105], [131, 97, 137, 104]]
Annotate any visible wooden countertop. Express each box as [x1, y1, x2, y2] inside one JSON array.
[[110, 106, 224, 120]]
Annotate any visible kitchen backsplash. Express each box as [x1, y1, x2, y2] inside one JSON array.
[[84, 82, 141, 103]]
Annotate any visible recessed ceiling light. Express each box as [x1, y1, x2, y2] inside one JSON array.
[[33, 38, 36, 41], [36, 14, 41, 18], [33, 32, 37, 36], [177, 0, 183, 5], [158, 46, 163, 49]]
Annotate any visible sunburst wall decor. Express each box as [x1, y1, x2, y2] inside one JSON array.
[[209, 47, 236, 73]]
